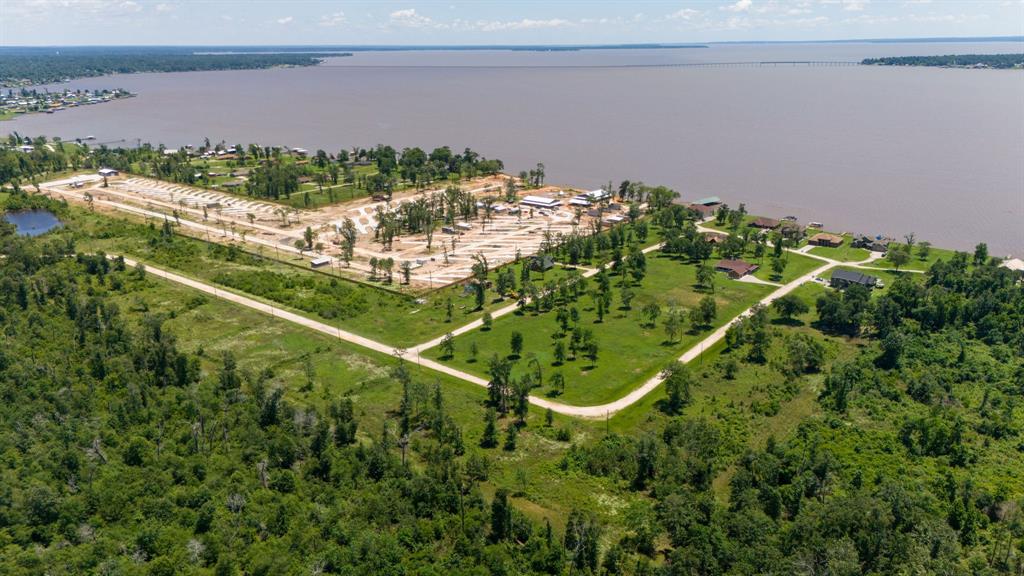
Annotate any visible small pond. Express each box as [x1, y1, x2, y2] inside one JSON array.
[[3, 210, 63, 236]]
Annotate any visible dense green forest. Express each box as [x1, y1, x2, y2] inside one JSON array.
[[862, 53, 1024, 68], [0, 51, 338, 86]]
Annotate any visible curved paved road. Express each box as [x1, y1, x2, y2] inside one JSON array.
[[115, 234, 884, 419]]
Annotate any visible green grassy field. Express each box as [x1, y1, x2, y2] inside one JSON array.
[[428, 254, 773, 405], [807, 236, 872, 262], [72, 208, 577, 348], [113, 270, 640, 535], [869, 241, 960, 271], [747, 250, 824, 284]]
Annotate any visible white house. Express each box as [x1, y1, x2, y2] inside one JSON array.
[[98, 168, 119, 177]]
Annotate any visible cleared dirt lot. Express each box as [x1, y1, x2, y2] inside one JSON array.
[[41, 173, 601, 289]]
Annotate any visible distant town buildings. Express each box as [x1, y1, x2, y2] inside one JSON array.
[[1, 87, 132, 119]]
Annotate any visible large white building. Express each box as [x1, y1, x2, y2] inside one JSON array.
[[520, 195, 561, 209], [568, 189, 612, 207]]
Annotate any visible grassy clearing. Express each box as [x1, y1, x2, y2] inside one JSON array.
[[748, 250, 824, 284], [429, 254, 773, 406], [113, 271, 635, 533], [71, 207, 576, 347], [870, 241, 960, 272], [807, 236, 872, 262]]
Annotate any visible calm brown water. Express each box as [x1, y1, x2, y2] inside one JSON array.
[[6, 43, 1024, 254]]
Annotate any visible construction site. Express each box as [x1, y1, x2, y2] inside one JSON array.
[[40, 171, 617, 289]]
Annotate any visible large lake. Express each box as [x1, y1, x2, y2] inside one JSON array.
[[5, 42, 1023, 254]]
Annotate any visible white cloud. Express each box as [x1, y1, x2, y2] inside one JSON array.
[[820, 0, 869, 11], [154, 2, 173, 13], [318, 11, 346, 27], [909, 12, 990, 23], [722, 0, 753, 12], [667, 8, 701, 20], [390, 8, 434, 28], [476, 17, 571, 31], [118, 0, 141, 12], [276, 16, 293, 25]]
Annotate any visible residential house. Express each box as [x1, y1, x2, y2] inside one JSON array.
[[715, 259, 759, 279], [749, 217, 781, 230], [830, 269, 879, 289], [808, 233, 844, 248]]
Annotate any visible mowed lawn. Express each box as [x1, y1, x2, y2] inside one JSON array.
[[748, 250, 826, 284], [807, 236, 871, 262], [428, 254, 773, 406]]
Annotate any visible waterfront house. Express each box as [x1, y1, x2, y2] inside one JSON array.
[[749, 217, 781, 230], [809, 232, 844, 248], [830, 269, 878, 289], [715, 259, 759, 279], [852, 235, 893, 252]]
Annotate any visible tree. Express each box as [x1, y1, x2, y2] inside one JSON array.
[[339, 217, 357, 267], [552, 340, 566, 365], [973, 242, 988, 266], [303, 226, 316, 250], [772, 293, 809, 322], [401, 260, 412, 284], [480, 409, 499, 448], [510, 331, 523, 359], [642, 302, 661, 328], [887, 245, 910, 271], [696, 262, 715, 292], [690, 296, 717, 329], [481, 311, 493, 330], [770, 255, 787, 280], [490, 488, 513, 540], [662, 362, 692, 415], [445, 297, 454, 322], [620, 284, 635, 310], [440, 332, 455, 359], [917, 240, 932, 261], [564, 509, 601, 572], [664, 309, 684, 343], [503, 423, 518, 451]]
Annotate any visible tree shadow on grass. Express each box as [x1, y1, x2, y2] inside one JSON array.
[[770, 317, 805, 327]]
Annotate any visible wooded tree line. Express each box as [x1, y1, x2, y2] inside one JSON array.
[[862, 53, 1024, 69], [562, 247, 1024, 573], [0, 51, 337, 86]]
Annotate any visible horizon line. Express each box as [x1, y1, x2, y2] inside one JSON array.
[[1, 35, 1022, 50]]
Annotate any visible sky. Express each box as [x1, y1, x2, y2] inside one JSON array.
[[1, 0, 1022, 46]]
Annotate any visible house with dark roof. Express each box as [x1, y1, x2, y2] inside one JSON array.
[[808, 233, 844, 248], [749, 217, 781, 229], [852, 235, 894, 252], [715, 259, 759, 279], [830, 269, 878, 289], [529, 254, 555, 272]]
